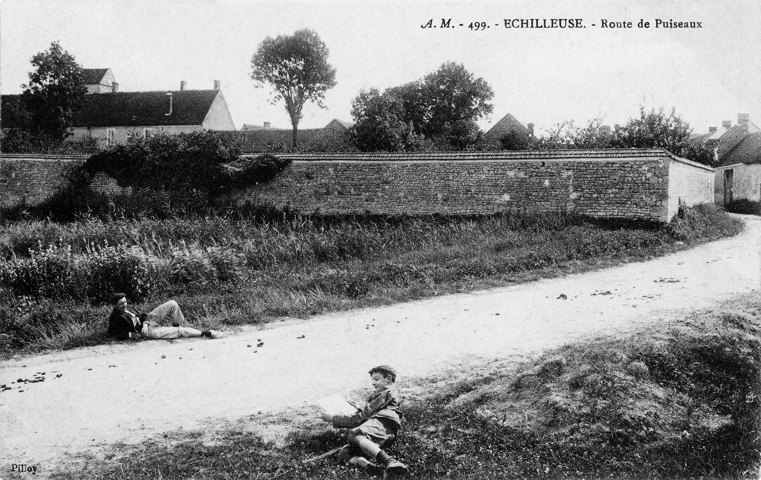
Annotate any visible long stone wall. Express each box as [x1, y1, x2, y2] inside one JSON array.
[[1, 150, 715, 222], [235, 151, 676, 221]]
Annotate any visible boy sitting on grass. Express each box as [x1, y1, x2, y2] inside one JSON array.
[[320, 365, 409, 478]]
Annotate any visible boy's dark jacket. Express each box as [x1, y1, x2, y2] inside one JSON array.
[[332, 385, 402, 431], [107, 309, 142, 340]]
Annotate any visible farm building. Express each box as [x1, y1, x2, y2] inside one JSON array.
[[690, 113, 761, 204]]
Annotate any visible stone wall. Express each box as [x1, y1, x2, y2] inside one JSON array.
[[235, 151, 676, 221], [1, 150, 715, 223], [0, 154, 123, 208], [0, 155, 84, 208]]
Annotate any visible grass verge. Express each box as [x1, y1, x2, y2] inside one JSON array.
[[0, 204, 745, 357], [44, 294, 761, 480]]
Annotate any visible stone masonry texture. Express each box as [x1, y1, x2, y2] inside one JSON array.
[[1, 150, 715, 223]]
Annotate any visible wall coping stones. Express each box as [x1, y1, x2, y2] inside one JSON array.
[[267, 148, 675, 163], [1, 154, 90, 161]]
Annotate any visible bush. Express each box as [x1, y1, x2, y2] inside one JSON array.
[[86, 243, 154, 303], [0, 241, 87, 300], [668, 203, 744, 241], [725, 199, 761, 215]]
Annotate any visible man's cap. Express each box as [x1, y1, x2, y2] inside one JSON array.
[[369, 365, 397, 377]]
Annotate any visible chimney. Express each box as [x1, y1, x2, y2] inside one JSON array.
[[708, 127, 717, 133], [738, 113, 749, 125], [722, 120, 732, 129], [180, 81, 187, 91], [111, 82, 119, 93], [264, 122, 271, 129], [165, 92, 173, 116], [213, 80, 221, 90], [527, 123, 534, 137]]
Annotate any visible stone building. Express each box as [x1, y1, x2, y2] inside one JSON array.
[[690, 113, 761, 204]]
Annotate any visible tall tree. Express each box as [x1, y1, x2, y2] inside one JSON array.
[[349, 88, 425, 152], [350, 62, 494, 151], [21, 41, 87, 144], [251, 29, 337, 148], [420, 62, 494, 146]]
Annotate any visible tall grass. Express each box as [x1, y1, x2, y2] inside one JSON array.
[[0, 205, 744, 356]]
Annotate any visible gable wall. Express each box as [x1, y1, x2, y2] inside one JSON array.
[[667, 158, 715, 219], [203, 94, 236, 131]]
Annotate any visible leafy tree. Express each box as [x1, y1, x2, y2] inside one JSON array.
[[250, 29, 337, 148], [500, 130, 530, 150], [612, 106, 692, 151], [349, 62, 494, 151], [21, 41, 87, 144], [534, 118, 614, 150], [349, 88, 425, 152], [419, 62, 494, 147]]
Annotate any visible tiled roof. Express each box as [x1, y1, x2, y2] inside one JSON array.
[[76, 90, 220, 127], [718, 132, 761, 166], [484, 113, 530, 141], [270, 148, 674, 162], [82, 68, 109, 85], [2, 90, 220, 128]]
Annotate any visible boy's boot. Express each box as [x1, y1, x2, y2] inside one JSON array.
[[376, 451, 409, 477], [348, 456, 384, 477]]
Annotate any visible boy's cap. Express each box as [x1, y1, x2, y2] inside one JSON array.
[[369, 365, 397, 377]]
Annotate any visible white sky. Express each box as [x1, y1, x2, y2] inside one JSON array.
[[2, 0, 760, 135]]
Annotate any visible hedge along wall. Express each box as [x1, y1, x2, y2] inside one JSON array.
[[234, 149, 713, 222], [0, 154, 125, 208]]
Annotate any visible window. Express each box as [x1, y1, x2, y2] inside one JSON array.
[[107, 129, 116, 146], [144, 128, 154, 139]]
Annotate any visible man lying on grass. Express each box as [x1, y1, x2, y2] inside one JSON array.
[[320, 365, 409, 478], [107, 293, 222, 341]]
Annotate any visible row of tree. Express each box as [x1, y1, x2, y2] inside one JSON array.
[[250, 29, 714, 163], [4, 35, 715, 166]]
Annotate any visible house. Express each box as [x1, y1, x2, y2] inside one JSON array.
[[483, 113, 535, 149], [83, 68, 118, 93], [691, 114, 761, 203], [1, 72, 236, 146], [217, 118, 353, 153]]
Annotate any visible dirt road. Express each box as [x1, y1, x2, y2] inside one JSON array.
[[1, 215, 759, 475]]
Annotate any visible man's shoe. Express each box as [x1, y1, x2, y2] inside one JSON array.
[[364, 461, 384, 477], [348, 457, 383, 477], [201, 330, 223, 339], [383, 458, 408, 477]]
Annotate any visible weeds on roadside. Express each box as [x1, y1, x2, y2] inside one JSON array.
[[0, 205, 744, 356]]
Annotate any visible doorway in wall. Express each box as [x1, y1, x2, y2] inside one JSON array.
[[723, 169, 733, 204]]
